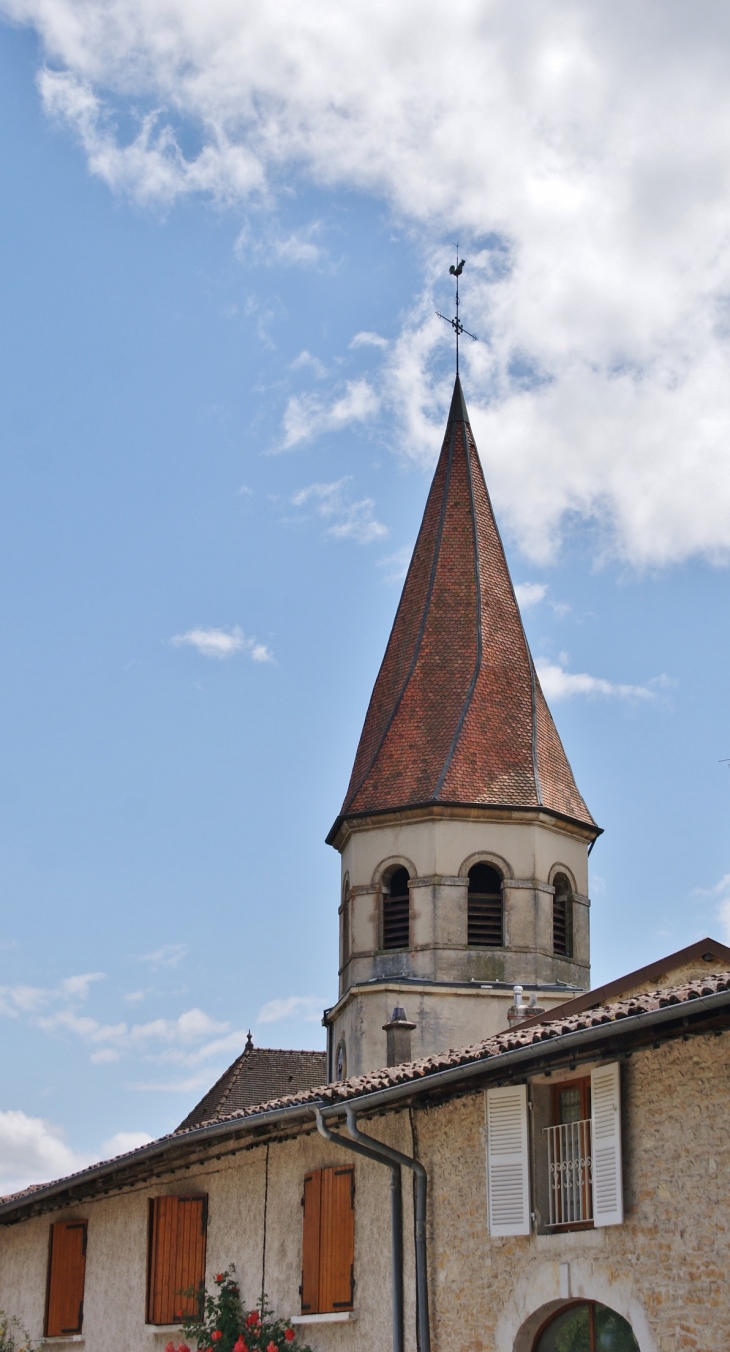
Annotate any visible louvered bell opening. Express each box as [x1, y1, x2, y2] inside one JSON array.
[[468, 864, 503, 947], [383, 867, 410, 949], [552, 874, 573, 957]]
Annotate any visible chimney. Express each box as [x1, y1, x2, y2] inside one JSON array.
[[383, 1006, 416, 1066], [507, 986, 546, 1029]]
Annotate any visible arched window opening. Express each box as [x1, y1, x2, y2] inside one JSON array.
[[340, 879, 351, 968], [552, 873, 573, 958], [468, 864, 503, 947], [533, 1301, 639, 1351], [383, 868, 410, 949], [335, 1039, 347, 1082]]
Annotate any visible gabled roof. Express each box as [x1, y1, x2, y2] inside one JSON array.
[[515, 935, 730, 1029], [328, 376, 596, 843], [3, 970, 728, 1221], [176, 1040, 327, 1131]]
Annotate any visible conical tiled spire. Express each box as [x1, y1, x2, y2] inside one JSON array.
[[328, 375, 596, 840]]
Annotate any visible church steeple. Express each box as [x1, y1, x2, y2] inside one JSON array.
[[328, 374, 595, 843], [324, 376, 599, 1081]]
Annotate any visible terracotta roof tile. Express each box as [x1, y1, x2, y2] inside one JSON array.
[[330, 376, 596, 837], [176, 1045, 327, 1131], [2, 971, 727, 1212]]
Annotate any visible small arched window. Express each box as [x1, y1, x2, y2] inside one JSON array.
[[340, 878, 351, 968], [383, 867, 410, 949], [552, 872, 573, 958], [534, 1301, 639, 1351], [335, 1038, 347, 1082], [467, 864, 503, 947]]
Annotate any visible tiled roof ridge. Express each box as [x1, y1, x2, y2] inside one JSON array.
[[175, 1046, 327, 1133], [182, 968, 730, 1128], [3, 971, 727, 1209], [330, 375, 595, 838]]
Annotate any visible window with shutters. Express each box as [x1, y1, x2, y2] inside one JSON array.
[[552, 873, 573, 957], [530, 1063, 624, 1234], [146, 1195, 208, 1325], [300, 1166, 355, 1314], [485, 1085, 531, 1236], [382, 868, 410, 950], [468, 864, 503, 947], [45, 1220, 87, 1337]]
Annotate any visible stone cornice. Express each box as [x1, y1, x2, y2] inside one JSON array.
[[328, 801, 600, 852]]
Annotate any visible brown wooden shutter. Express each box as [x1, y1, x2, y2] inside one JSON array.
[[300, 1171, 322, 1313], [147, 1195, 207, 1325], [45, 1221, 87, 1337], [319, 1167, 355, 1313]]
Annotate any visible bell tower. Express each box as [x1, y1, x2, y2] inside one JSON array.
[[323, 376, 600, 1079]]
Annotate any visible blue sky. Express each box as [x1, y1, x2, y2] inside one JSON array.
[[0, 3, 729, 1192]]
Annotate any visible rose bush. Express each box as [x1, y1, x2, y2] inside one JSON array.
[[178, 1266, 311, 1352]]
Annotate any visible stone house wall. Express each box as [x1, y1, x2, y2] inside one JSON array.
[[0, 1029, 726, 1352]]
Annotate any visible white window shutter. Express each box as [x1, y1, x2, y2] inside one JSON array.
[[485, 1085, 530, 1236], [591, 1062, 623, 1227]]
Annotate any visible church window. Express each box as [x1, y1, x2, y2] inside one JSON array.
[[301, 1166, 355, 1314], [382, 867, 410, 949], [336, 1038, 347, 1081], [533, 1301, 639, 1351], [146, 1195, 207, 1325], [552, 873, 573, 957], [45, 1220, 87, 1337], [468, 864, 503, 946], [340, 878, 351, 969]]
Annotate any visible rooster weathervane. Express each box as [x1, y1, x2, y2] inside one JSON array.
[[436, 246, 478, 375]]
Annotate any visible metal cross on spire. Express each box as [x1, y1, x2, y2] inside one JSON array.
[[436, 246, 478, 374]]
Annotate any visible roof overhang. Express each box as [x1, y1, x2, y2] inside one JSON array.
[[2, 982, 726, 1227], [327, 799, 602, 850]]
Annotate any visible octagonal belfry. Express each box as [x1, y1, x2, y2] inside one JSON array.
[[324, 375, 600, 1080]]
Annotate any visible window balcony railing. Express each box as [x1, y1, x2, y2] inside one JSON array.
[[544, 1119, 593, 1227]]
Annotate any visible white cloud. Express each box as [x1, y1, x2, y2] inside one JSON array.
[[281, 379, 379, 449], [0, 1110, 93, 1196], [61, 972, 105, 1000], [0, 972, 105, 1018], [694, 873, 730, 943], [101, 1130, 153, 1158], [514, 582, 547, 610], [170, 625, 273, 662], [257, 995, 324, 1024], [350, 331, 389, 350], [536, 657, 655, 702], [5, 3, 730, 563], [236, 220, 325, 268], [290, 349, 328, 378], [377, 543, 413, 584], [291, 477, 387, 545], [129, 1071, 219, 1093], [139, 943, 187, 969]]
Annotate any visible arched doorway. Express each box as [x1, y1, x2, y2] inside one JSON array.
[[533, 1301, 639, 1351]]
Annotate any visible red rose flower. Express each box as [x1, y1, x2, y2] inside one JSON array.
[[246, 1311, 260, 1327], [212, 1332, 223, 1342], [215, 1273, 225, 1283], [285, 1331, 296, 1343], [267, 1342, 277, 1352], [179, 1344, 191, 1352], [233, 1338, 248, 1352]]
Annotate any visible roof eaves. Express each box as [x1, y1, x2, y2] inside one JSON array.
[[2, 978, 728, 1224]]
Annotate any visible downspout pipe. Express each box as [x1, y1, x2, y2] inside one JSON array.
[[344, 1105, 431, 1352], [314, 1109, 404, 1352]]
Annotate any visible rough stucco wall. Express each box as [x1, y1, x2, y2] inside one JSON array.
[[0, 1114, 417, 1352], [417, 1030, 729, 1352]]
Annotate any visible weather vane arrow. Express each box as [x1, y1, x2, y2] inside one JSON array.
[[436, 246, 478, 375]]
